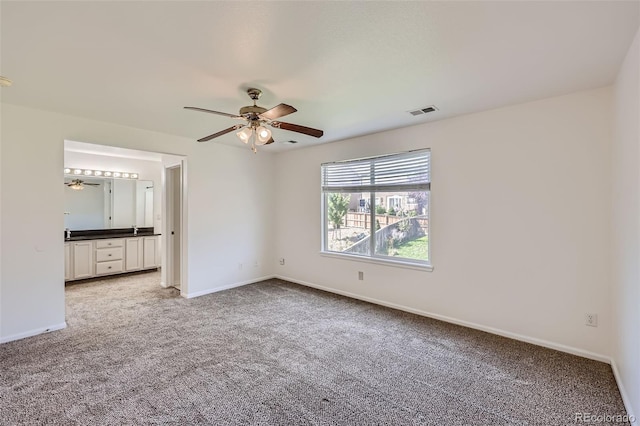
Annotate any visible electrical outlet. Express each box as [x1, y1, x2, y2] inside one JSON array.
[[585, 313, 598, 327], [279, 258, 285, 266], [358, 271, 364, 280]]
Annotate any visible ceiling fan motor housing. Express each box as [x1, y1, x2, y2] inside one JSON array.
[[239, 105, 267, 118], [241, 88, 267, 121]]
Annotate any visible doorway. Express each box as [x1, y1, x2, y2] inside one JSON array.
[[163, 163, 184, 293], [63, 140, 186, 294]]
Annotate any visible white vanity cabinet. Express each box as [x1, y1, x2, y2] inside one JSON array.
[[65, 235, 159, 282], [125, 238, 144, 271], [64, 243, 72, 281], [95, 239, 124, 276], [72, 241, 94, 280], [143, 236, 159, 268]]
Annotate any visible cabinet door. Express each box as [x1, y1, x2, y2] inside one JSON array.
[[143, 236, 158, 269], [64, 243, 72, 281], [73, 242, 93, 279], [125, 238, 144, 271]]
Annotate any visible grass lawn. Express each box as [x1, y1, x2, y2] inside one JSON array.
[[394, 236, 428, 260]]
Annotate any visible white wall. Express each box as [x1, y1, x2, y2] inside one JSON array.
[[0, 104, 275, 342], [274, 87, 613, 359], [611, 28, 640, 418]]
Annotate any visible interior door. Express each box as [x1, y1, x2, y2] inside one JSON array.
[[163, 163, 182, 291]]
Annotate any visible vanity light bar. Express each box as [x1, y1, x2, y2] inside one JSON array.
[[64, 168, 138, 180]]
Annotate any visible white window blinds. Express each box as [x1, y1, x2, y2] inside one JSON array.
[[321, 149, 430, 193]]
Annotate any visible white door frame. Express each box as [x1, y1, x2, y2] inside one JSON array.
[[161, 160, 188, 296]]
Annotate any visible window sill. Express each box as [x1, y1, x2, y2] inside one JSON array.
[[319, 251, 433, 272]]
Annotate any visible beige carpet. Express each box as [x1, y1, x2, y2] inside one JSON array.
[[0, 271, 629, 425]]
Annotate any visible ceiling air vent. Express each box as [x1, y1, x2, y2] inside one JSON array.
[[408, 105, 438, 116]]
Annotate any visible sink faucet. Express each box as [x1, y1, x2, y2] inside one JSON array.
[[133, 225, 138, 236], [65, 228, 71, 240]]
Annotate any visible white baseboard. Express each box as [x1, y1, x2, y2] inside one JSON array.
[[184, 275, 276, 299], [274, 274, 610, 364], [0, 322, 67, 344], [610, 359, 637, 420]]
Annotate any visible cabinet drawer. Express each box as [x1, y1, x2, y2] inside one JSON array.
[[95, 260, 123, 275], [95, 239, 124, 249], [96, 247, 123, 262]]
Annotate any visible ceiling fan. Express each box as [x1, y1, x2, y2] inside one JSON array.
[[65, 179, 100, 191], [184, 88, 323, 153]]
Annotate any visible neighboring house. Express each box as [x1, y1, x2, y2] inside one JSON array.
[[347, 192, 427, 215]]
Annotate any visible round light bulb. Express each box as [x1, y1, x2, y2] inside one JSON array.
[[73, 169, 82, 175], [94, 171, 103, 176], [256, 126, 271, 145], [64, 168, 71, 174], [104, 171, 112, 177], [113, 172, 121, 178]]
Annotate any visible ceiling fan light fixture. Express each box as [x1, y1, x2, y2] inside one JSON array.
[[70, 183, 84, 190], [255, 126, 271, 145], [237, 127, 253, 144]]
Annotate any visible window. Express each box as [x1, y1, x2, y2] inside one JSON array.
[[387, 195, 403, 211], [321, 149, 431, 266]]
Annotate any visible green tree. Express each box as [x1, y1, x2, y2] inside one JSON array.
[[375, 205, 387, 215], [408, 192, 428, 216], [328, 193, 351, 230]]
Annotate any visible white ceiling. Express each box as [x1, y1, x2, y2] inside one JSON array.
[[64, 140, 183, 163], [2, 1, 638, 152]]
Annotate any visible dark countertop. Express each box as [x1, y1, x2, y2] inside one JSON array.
[[64, 227, 160, 242], [66, 233, 161, 241]]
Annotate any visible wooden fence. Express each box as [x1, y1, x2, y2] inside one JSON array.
[[344, 212, 404, 229], [344, 216, 429, 255]]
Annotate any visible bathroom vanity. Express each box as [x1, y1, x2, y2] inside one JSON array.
[[64, 171, 161, 282], [64, 228, 160, 282]]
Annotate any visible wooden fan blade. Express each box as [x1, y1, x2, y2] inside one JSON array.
[[85, 183, 100, 186], [197, 125, 241, 142], [184, 106, 242, 119], [271, 121, 323, 138], [259, 103, 297, 120], [265, 137, 275, 145]]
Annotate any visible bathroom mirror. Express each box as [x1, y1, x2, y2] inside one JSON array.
[[64, 177, 154, 230]]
